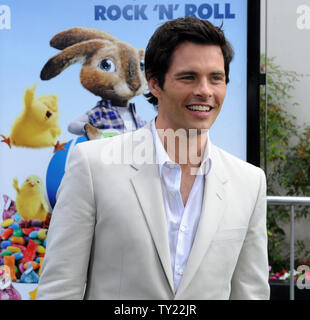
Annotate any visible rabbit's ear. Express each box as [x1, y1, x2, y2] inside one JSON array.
[[40, 39, 107, 80], [24, 83, 37, 109], [50, 27, 117, 50]]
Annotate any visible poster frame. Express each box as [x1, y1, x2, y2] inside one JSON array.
[[247, 0, 261, 167]]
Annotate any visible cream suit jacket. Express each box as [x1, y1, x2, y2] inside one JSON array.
[[36, 123, 270, 300]]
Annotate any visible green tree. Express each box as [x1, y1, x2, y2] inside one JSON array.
[[260, 55, 310, 272]]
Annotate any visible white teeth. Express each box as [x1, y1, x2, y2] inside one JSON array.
[[187, 105, 211, 112]]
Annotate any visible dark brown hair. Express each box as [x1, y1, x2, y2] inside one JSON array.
[[144, 17, 234, 106]]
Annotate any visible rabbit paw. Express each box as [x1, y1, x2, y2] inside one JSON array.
[[85, 124, 101, 140]]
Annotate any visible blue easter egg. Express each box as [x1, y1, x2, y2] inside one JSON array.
[[46, 136, 88, 209], [10, 222, 19, 230], [29, 231, 38, 239], [13, 252, 24, 261], [1, 240, 11, 249]]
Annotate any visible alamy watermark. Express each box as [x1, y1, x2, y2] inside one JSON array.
[[297, 4, 310, 30], [0, 5, 11, 30], [100, 124, 209, 175], [296, 265, 310, 289]]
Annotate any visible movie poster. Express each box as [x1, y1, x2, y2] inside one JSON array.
[[0, 0, 248, 299]]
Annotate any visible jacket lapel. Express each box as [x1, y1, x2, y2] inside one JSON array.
[[175, 148, 228, 297], [130, 164, 174, 294], [129, 123, 174, 294]]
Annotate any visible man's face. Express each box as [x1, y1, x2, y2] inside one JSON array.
[[149, 42, 227, 132]]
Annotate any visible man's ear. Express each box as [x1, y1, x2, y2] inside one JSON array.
[[147, 78, 162, 99]]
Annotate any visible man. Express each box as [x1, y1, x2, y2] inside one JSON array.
[[37, 17, 270, 299]]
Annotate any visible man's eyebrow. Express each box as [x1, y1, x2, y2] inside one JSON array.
[[174, 70, 225, 77], [174, 71, 197, 77], [210, 71, 225, 77]]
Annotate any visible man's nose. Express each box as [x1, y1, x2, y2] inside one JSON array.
[[194, 78, 212, 98]]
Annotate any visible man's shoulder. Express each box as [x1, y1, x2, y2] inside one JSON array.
[[74, 123, 154, 164], [77, 131, 131, 149], [79, 124, 151, 149], [212, 144, 264, 178]]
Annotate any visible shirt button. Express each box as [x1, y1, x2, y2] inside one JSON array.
[[170, 190, 177, 197], [178, 268, 184, 275], [180, 225, 186, 232]]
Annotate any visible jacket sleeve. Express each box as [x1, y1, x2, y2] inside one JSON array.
[[36, 143, 96, 299], [229, 168, 270, 300]]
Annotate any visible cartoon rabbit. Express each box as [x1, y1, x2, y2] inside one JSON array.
[[40, 27, 147, 140]]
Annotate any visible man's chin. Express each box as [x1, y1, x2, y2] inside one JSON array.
[[196, 128, 210, 135], [185, 123, 211, 133]]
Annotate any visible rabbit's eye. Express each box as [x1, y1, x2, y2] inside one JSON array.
[[140, 59, 145, 72], [99, 59, 116, 72], [37, 180, 40, 184]]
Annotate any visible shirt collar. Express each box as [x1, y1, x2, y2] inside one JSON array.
[[151, 118, 212, 177]]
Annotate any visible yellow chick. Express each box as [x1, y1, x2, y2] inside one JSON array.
[[29, 287, 37, 300], [13, 175, 49, 222], [0, 83, 66, 153]]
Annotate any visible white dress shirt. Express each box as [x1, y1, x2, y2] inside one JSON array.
[[151, 119, 212, 292]]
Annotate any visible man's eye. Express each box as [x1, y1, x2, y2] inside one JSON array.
[[212, 75, 225, 82], [180, 76, 194, 80]]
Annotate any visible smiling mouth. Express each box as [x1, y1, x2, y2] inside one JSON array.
[[186, 105, 213, 112]]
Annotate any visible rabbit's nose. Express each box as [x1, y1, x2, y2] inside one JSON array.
[[128, 81, 141, 93]]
